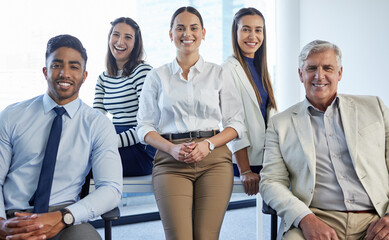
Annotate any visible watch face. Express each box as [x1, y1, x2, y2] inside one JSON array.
[[206, 139, 215, 151], [63, 213, 74, 225], [209, 142, 215, 150]]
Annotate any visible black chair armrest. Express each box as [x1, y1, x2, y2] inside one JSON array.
[[262, 200, 278, 240], [262, 200, 277, 215], [101, 207, 120, 221], [81, 170, 119, 240]]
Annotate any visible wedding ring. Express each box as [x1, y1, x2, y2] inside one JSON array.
[[184, 154, 187, 158]]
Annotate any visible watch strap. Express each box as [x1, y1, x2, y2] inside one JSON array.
[[60, 208, 74, 227], [204, 139, 214, 152]]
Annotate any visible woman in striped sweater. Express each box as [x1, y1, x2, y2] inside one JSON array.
[[93, 17, 155, 176]]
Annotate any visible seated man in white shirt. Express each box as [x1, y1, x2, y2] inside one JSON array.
[[259, 40, 389, 240], [0, 34, 122, 240]]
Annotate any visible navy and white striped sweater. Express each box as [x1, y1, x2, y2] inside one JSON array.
[[93, 63, 152, 148]]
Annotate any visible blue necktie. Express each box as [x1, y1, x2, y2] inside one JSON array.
[[29, 107, 66, 213]]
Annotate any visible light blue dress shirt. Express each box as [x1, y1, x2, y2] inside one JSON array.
[[0, 93, 123, 223], [307, 98, 373, 211]]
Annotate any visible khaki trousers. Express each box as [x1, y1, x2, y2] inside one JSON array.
[[283, 207, 380, 240], [152, 138, 233, 240]]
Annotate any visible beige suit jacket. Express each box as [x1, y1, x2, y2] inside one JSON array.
[[259, 94, 389, 238], [222, 56, 276, 166]]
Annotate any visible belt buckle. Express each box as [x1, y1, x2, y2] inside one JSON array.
[[189, 131, 200, 139], [195, 131, 201, 138], [186, 131, 195, 142]]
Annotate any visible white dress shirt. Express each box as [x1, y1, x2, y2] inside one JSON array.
[[137, 56, 246, 143]]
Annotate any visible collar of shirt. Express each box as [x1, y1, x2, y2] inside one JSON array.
[[171, 56, 205, 77], [304, 95, 339, 116], [43, 92, 81, 119]]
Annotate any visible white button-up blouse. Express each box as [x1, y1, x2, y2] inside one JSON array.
[[136, 56, 246, 144]]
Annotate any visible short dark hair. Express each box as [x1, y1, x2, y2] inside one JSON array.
[[106, 17, 145, 77], [170, 6, 204, 30], [45, 34, 88, 68]]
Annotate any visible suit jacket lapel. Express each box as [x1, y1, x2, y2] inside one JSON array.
[[292, 103, 316, 175], [339, 95, 358, 165]]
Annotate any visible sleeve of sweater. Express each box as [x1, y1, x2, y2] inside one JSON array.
[[118, 64, 152, 148]]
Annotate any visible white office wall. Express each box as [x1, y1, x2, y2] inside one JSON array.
[[275, 0, 389, 110], [274, 0, 301, 111]]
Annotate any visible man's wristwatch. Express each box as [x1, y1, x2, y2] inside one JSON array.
[[60, 208, 74, 228], [204, 139, 215, 152]]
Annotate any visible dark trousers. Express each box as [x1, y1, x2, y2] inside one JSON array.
[[115, 125, 156, 176]]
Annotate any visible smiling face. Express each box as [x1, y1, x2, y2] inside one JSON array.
[[109, 22, 136, 69], [299, 49, 343, 111], [237, 14, 264, 58], [169, 11, 205, 56], [43, 47, 87, 105]]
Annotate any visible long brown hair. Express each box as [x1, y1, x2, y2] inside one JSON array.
[[231, 8, 277, 111], [106, 17, 145, 77]]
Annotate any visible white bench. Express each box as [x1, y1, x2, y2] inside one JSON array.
[[92, 175, 263, 239]]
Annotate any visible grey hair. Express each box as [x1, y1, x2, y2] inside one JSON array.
[[298, 40, 342, 70]]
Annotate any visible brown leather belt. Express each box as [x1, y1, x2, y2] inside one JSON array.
[[340, 210, 376, 214], [161, 130, 220, 140]]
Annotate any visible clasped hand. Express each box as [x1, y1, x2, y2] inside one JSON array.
[[170, 141, 210, 163], [0, 212, 64, 240]]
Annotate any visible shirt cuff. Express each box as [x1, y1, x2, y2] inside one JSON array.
[[66, 202, 90, 224], [227, 135, 250, 154], [293, 210, 313, 228], [136, 125, 156, 144], [225, 122, 246, 140]]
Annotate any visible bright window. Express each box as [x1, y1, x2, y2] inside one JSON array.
[[0, 0, 274, 110]]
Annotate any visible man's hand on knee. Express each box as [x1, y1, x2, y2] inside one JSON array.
[[299, 213, 339, 240], [12, 212, 65, 239], [365, 214, 389, 240], [0, 215, 45, 240]]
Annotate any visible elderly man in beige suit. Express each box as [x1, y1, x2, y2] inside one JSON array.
[[259, 40, 389, 240]]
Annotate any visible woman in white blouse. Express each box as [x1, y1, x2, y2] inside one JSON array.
[[137, 6, 246, 240]]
